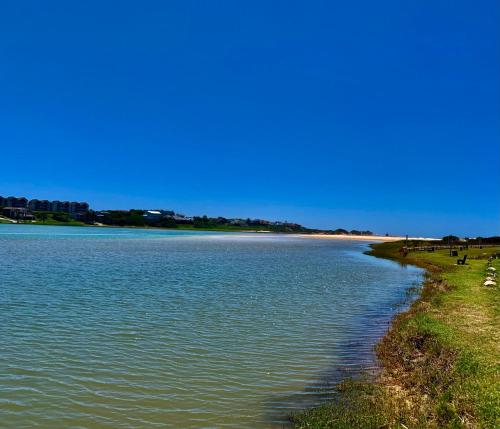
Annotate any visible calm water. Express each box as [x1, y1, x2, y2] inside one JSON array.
[[0, 225, 423, 428]]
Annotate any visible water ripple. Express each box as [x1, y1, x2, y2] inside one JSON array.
[[0, 225, 423, 428]]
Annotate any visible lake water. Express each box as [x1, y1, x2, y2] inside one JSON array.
[[0, 225, 423, 428]]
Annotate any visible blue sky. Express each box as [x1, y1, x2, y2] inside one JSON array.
[[1, 1, 498, 236]]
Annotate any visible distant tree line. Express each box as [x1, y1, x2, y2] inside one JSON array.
[[440, 235, 500, 245], [88, 210, 307, 232], [322, 228, 374, 236], [26, 206, 374, 235]]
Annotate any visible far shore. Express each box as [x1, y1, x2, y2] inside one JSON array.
[[0, 221, 437, 242], [295, 234, 437, 242]]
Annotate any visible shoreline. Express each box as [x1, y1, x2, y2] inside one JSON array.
[[292, 241, 500, 428], [0, 221, 275, 234], [0, 223, 437, 241], [294, 234, 437, 242]]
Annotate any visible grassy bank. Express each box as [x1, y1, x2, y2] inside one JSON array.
[[293, 242, 500, 429], [34, 213, 87, 226]]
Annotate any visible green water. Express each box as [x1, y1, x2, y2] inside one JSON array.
[[0, 225, 422, 428]]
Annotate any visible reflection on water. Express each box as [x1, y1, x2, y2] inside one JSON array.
[[0, 225, 423, 428]]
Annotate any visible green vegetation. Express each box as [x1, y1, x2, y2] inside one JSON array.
[[32, 212, 87, 226], [169, 223, 276, 232], [1, 198, 375, 234], [1, 209, 376, 234], [293, 242, 500, 429], [92, 210, 376, 234], [94, 210, 309, 232]]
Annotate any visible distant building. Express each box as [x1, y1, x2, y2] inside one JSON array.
[[28, 199, 89, 215], [229, 218, 246, 226], [28, 199, 51, 212], [2, 195, 89, 219], [50, 200, 68, 213], [172, 214, 193, 223], [143, 210, 163, 220], [0, 196, 28, 208], [2, 207, 35, 220], [68, 201, 89, 215]]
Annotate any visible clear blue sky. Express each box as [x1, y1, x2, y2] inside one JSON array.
[[1, 1, 498, 236]]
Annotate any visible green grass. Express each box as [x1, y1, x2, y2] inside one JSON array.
[[30, 213, 87, 226], [292, 243, 500, 429]]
